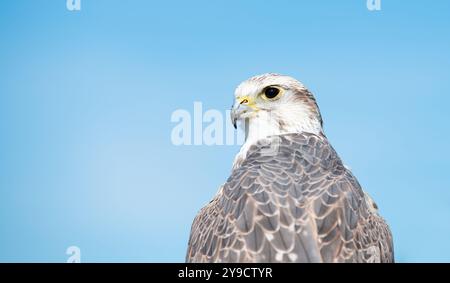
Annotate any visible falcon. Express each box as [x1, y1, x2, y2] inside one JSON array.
[[186, 73, 394, 263]]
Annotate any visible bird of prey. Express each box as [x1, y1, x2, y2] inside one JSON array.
[[186, 73, 394, 263]]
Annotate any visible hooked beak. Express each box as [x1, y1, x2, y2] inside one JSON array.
[[231, 97, 255, 129], [231, 106, 239, 129]]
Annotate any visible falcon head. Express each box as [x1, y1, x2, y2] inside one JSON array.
[[231, 73, 323, 140]]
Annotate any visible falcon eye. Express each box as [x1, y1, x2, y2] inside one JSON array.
[[262, 87, 281, 100]]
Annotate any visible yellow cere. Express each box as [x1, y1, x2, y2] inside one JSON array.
[[238, 96, 259, 111]]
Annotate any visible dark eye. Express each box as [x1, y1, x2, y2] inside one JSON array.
[[263, 87, 280, 99]]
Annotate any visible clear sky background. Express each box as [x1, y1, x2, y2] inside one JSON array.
[[0, 0, 449, 262]]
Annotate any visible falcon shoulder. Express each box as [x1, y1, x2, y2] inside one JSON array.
[[186, 133, 394, 263]]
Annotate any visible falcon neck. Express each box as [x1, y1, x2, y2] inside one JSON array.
[[232, 111, 323, 170]]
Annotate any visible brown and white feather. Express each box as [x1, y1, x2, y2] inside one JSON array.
[[186, 133, 394, 263]]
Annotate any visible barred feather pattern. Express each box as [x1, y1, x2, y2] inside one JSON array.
[[186, 133, 394, 263]]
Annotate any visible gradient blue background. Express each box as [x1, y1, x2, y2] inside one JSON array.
[[1, 0, 449, 262]]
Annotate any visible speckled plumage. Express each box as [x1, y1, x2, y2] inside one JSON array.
[[186, 133, 394, 262]]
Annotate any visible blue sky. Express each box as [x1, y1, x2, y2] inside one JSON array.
[[0, 0, 449, 262]]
